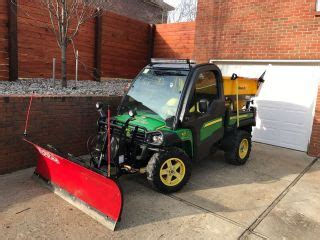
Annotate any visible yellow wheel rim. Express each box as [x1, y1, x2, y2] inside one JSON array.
[[160, 158, 186, 187], [239, 139, 249, 159]]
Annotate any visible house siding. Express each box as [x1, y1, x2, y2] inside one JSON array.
[[107, 0, 171, 24]]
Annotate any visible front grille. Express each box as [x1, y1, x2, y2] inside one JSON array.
[[134, 131, 146, 142], [111, 123, 146, 143]]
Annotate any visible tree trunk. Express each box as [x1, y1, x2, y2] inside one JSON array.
[[61, 41, 67, 88], [61, 0, 67, 88]]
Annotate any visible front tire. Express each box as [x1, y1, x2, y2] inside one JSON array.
[[224, 130, 251, 165], [146, 148, 191, 193]]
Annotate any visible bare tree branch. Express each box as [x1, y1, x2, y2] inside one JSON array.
[[12, 0, 109, 86], [17, 0, 109, 87], [167, 0, 197, 23]]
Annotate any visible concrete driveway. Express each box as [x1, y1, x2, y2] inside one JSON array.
[[0, 143, 319, 239]]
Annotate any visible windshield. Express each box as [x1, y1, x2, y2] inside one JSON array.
[[119, 68, 189, 126]]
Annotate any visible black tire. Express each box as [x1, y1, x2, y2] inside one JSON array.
[[224, 130, 251, 165], [146, 148, 191, 193]]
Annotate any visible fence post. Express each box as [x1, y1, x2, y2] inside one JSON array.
[[8, 0, 18, 82], [75, 50, 78, 88], [53, 58, 56, 87], [94, 12, 102, 82], [148, 24, 155, 63]]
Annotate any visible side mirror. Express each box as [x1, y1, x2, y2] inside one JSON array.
[[198, 99, 209, 113]]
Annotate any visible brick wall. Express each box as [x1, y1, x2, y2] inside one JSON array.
[[0, 1, 8, 81], [153, 22, 195, 59], [309, 85, 320, 157], [195, 0, 320, 62], [0, 96, 121, 174], [195, 0, 320, 156]]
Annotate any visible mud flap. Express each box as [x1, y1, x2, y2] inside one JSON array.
[[25, 139, 123, 231]]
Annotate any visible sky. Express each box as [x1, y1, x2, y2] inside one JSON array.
[[164, 0, 197, 23], [164, 0, 181, 8]]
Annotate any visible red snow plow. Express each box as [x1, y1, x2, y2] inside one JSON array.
[[24, 96, 123, 231], [25, 139, 123, 230]]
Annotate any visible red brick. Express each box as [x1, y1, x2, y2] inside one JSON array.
[[195, 0, 320, 62], [0, 96, 121, 174]]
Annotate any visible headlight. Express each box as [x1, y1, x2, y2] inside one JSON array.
[[128, 109, 137, 118], [96, 102, 103, 110], [148, 131, 163, 145], [152, 135, 163, 144]]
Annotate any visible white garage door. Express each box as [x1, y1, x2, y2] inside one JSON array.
[[212, 60, 320, 151]]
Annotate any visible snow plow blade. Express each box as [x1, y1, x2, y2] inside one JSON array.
[[25, 139, 123, 231]]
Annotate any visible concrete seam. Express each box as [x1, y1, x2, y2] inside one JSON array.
[[168, 193, 247, 228], [238, 157, 319, 240], [168, 194, 268, 238], [134, 172, 268, 238]]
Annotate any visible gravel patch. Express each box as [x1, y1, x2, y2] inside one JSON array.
[[0, 78, 132, 96]]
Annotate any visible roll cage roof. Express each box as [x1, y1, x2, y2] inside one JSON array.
[[148, 59, 217, 71]]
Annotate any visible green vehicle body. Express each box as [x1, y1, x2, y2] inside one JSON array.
[[113, 112, 254, 161], [107, 60, 256, 166], [95, 59, 260, 192]]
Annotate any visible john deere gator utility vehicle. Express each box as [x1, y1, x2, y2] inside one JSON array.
[[25, 59, 264, 230]]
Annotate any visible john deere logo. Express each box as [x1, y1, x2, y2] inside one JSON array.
[[136, 119, 148, 124]]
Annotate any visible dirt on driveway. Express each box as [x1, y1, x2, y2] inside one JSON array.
[[0, 143, 319, 240]]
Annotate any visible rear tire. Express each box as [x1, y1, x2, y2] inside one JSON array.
[[224, 130, 251, 165], [146, 148, 191, 193]]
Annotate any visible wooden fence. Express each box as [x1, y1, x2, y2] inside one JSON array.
[[101, 12, 151, 79], [16, 0, 151, 80], [17, 1, 96, 80], [0, 0, 195, 82]]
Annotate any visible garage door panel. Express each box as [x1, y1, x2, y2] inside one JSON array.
[[258, 119, 306, 134], [254, 127, 306, 151], [257, 103, 308, 127]]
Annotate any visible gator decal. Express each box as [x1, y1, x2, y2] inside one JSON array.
[[176, 129, 193, 157], [228, 113, 254, 126], [177, 129, 192, 141], [200, 117, 223, 141]]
